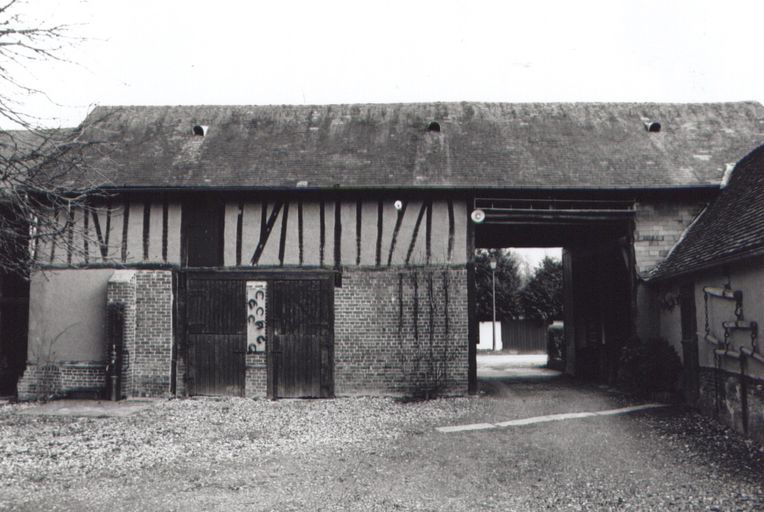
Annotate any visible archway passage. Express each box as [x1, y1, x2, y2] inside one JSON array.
[[471, 197, 635, 386]]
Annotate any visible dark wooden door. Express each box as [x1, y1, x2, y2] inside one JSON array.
[[0, 271, 29, 395], [680, 283, 700, 405], [186, 277, 246, 396], [270, 278, 333, 398]]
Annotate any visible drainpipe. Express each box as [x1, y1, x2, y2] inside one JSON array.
[[490, 257, 497, 352], [106, 303, 125, 401]]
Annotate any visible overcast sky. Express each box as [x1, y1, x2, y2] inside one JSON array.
[[7, 0, 764, 129]]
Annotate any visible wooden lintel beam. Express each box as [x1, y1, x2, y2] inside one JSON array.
[[722, 320, 758, 331], [482, 207, 636, 214], [714, 348, 742, 360], [703, 287, 742, 301], [741, 347, 764, 364], [705, 333, 722, 346]]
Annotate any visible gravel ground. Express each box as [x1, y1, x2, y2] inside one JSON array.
[[0, 377, 762, 511]]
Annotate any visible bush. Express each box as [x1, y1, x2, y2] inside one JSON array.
[[617, 337, 682, 397]]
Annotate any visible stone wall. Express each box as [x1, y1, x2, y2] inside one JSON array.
[[334, 266, 469, 397], [634, 199, 706, 276]]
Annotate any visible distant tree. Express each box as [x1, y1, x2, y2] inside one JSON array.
[[518, 256, 563, 321], [474, 249, 523, 322]]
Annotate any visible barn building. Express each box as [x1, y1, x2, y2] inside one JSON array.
[[7, 102, 764, 407]]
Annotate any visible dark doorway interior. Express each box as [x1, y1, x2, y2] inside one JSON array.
[[565, 241, 633, 383], [0, 272, 29, 397], [182, 196, 225, 268]]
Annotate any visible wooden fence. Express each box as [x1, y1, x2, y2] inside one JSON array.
[[501, 319, 549, 353]]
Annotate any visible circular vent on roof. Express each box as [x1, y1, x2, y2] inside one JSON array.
[[427, 121, 441, 132], [192, 125, 208, 136]]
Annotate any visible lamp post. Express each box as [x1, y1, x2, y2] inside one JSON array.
[[490, 257, 497, 352]]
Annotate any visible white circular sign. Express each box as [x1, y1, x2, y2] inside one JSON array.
[[471, 209, 486, 223]]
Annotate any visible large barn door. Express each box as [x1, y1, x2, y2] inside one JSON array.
[[186, 277, 246, 396], [269, 278, 333, 398]]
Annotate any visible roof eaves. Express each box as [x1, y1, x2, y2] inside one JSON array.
[[647, 244, 764, 283], [93, 183, 724, 194]]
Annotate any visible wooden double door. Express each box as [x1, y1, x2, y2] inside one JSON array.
[[184, 273, 334, 398]]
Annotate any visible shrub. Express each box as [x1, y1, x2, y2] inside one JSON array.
[[617, 337, 682, 397]]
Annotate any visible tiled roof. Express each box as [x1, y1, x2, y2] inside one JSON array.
[[649, 144, 764, 280], [62, 102, 764, 190]]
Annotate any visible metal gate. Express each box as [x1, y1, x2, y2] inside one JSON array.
[[269, 278, 334, 398]]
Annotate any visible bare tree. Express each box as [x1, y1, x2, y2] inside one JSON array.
[[0, 1, 103, 275], [0, 0, 75, 129]]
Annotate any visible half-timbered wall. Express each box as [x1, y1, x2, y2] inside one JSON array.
[[23, 194, 471, 399], [35, 200, 183, 266], [34, 197, 468, 268], [34, 194, 699, 274], [223, 199, 467, 268]]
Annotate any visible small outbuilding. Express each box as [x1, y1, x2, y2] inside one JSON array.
[[648, 144, 764, 444]]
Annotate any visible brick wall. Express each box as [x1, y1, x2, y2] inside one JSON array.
[[107, 270, 137, 396], [107, 270, 174, 398], [17, 362, 107, 400], [334, 266, 469, 397], [133, 272, 174, 396], [246, 352, 267, 398], [634, 199, 706, 275], [21, 266, 468, 400]]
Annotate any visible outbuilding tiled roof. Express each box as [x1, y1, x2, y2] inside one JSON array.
[[65, 102, 764, 190], [649, 144, 764, 280]]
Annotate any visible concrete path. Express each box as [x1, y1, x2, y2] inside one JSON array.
[[477, 352, 561, 380], [16, 399, 158, 417], [436, 403, 670, 432]]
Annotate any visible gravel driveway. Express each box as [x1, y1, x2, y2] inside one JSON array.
[[1, 371, 762, 511]]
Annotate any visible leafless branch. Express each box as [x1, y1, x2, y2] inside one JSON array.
[[0, 1, 107, 277]]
